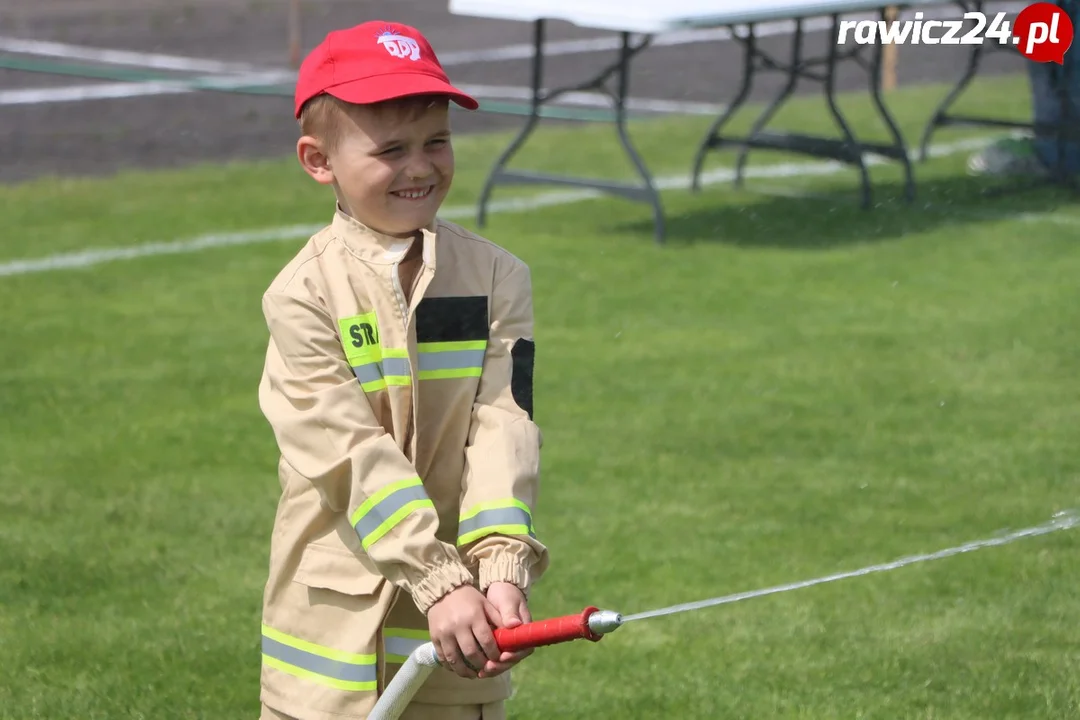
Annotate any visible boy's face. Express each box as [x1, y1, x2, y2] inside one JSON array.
[[299, 99, 454, 238]]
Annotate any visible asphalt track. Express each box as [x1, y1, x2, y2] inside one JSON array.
[[0, 0, 1029, 184]]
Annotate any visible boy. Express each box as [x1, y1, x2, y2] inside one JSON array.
[[256, 20, 550, 720]]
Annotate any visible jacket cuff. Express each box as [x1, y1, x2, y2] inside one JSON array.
[[478, 553, 531, 593], [410, 559, 476, 615]]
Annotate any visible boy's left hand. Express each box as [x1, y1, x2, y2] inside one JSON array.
[[478, 582, 533, 679]]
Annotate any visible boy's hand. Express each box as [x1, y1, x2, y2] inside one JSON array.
[[427, 585, 503, 679], [476, 582, 534, 679]]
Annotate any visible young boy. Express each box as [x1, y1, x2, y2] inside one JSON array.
[[256, 21, 550, 720]]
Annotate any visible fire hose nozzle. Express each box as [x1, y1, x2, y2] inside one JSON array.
[[587, 609, 624, 635], [491, 606, 624, 653]]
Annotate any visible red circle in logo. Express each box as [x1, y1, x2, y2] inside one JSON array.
[[1013, 2, 1074, 64]]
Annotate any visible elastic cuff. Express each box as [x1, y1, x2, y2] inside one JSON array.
[[478, 554, 530, 593], [411, 560, 475, 615]]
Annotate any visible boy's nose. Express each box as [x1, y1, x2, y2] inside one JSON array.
[[405, 153, 435, 180]]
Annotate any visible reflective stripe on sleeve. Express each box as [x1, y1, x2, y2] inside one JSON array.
[[350, 477, 434, 550], [417, 340, 486, 380], [457, 499, 535, 546], [350, 347, 411, 392], [383, 628, 430, 664], [261, 624, 377, 692]]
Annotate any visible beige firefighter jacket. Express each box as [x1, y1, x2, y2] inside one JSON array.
[[256, 208, 550, 720]]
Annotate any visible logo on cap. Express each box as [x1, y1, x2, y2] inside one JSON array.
[[376, 26, 421, 61]]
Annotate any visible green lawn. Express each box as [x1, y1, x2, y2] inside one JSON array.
[[2, 73, 1079, 719]]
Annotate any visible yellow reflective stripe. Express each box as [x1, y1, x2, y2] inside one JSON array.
[[459, 524, 532, 546], [261, 623, 377, 692], [262, 624, 376, 665], [460, 498, 532, 523], [384, 628, 430, 664], [417, 340, 487, 353], [351, 477, 423, 528], [362, 500, 433, 549], [350, 477, 435, 550], [263, 656, 377, 693], [418, 367, 483, 380], [386, 628, 430, 640], [417, 340, 485, 381], [458, 499, 536, 546]]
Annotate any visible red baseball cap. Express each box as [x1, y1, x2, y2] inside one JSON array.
[[294, 21, 479, 118]]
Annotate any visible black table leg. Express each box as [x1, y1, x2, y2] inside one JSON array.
[[691, 28, 757, 192], [474, 21, 666, 242]]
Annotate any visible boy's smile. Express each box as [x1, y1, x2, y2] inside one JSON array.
[[390, 186, 435, 200]]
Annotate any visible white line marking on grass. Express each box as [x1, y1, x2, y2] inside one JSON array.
[[0, 135, 1002, 279], [0, 71, 294, 106], [621, 509, 1080, 622], [456, 83, 724, 115], [1018, 211, 1080, 226], [1, 78, 720, 114], [0, 36, 264, 74], [0, 225, 323, 278]]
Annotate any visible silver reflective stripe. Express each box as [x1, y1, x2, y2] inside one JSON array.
[[352, 363, 382, 384], [458, 507, 534, 538], [353, 485, 430, 540], [262, 636, 375, 684], [418, 349, 485, 372], [381, 357, 411, 377], [385, 636, 427, 659]]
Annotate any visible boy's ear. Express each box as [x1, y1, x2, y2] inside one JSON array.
[[297, 135, 335, 185]]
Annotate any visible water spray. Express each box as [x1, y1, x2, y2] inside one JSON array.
[[367, 510, 1078, 719]]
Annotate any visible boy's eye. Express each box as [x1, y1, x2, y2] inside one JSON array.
[[379, 146, 403, 156], [428, 138, 447, 147]]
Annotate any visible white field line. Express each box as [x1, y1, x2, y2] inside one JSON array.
[[455, 83, 724, 115], [0, 1, 1028, 76], [621, 509, 1080, 622], [0, 71, 295, 106], [1, 78, 720, 114], [0, 134, 1027, 279], [0, 36, 264, 74]]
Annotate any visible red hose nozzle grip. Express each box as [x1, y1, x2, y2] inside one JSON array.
[[492, 606, 603, 653]]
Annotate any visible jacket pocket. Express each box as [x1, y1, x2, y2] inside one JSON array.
[[293, 543, 385, 596]]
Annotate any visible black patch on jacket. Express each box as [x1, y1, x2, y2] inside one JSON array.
[[416, 296, 489, 343], [511, 339, 535, 420]]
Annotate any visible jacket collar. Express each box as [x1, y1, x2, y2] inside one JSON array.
[[331, 206, 439, 268]]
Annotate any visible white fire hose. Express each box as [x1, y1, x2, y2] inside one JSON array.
[[367, 642, 441, 720]]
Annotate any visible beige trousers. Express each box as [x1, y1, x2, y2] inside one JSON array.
[[260, 700, 507, 720]]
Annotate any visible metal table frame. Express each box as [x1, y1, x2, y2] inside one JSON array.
[[472, 1, 1077, 244], [474, 12, 913, 244], [689, 9, 914, 208], [475, 20, 665, 241]]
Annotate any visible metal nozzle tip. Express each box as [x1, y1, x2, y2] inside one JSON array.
[[587, 609, 624, 635]]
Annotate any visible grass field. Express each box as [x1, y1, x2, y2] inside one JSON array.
[[2, 73, 1080, 719]]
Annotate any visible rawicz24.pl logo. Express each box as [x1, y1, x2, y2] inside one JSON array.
[[837, 2, 1074, 64]]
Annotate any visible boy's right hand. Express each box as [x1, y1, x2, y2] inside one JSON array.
[[427, 584, 503, 679]]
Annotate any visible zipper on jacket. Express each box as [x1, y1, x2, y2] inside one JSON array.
[[392, 259, 417, 455]]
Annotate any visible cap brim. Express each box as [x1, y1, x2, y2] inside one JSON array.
[[324, 72, 479, 111]]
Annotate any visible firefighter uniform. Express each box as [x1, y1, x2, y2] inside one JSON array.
[[256, 209, 550, 720]]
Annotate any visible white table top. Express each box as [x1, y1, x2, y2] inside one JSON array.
[[449, 0, 952, 33]]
